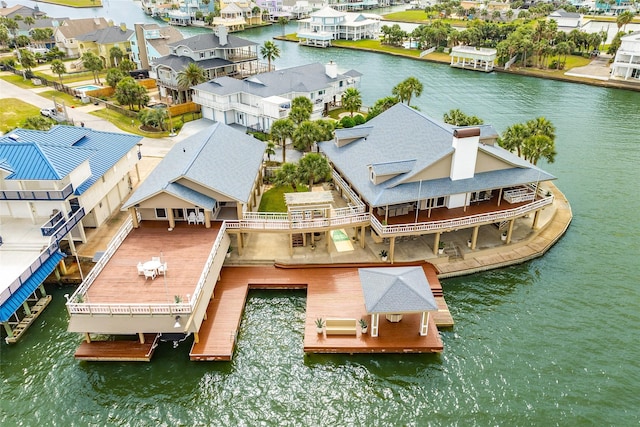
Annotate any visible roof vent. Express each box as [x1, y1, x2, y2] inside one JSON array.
[[8, 133, 19, 141]]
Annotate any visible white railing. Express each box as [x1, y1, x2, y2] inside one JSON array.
[[332, 170, 366, 212], [225, 211, 370, 231], [242, 212, 289, 221], [371, 195, 553, 236], [189, 222, 227, 310]]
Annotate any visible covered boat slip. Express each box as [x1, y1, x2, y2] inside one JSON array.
[[190, 263, 452, 361]]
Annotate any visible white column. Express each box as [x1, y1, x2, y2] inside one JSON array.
[[370, 314, 379, 338], [420, 312, 429, 336]]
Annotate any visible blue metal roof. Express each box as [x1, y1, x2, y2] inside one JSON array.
[[359, 267, 438, 314], [0, 126, 142, 195], [0, 251, 64, 322]]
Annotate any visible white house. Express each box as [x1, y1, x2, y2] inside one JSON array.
[[548, 9, 582, 32], [0, 126, 142, 343], [296, 7, 381, 47], [610, 31, 640, 82], [191, 61, 362, 131]]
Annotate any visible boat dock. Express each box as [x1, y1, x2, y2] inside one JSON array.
[[74, 334, 159, 362]]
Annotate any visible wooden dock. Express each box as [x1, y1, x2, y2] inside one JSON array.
[[190, 263, 453, 361], [74, 334, 159, 362], [5, 295, 52, 344]]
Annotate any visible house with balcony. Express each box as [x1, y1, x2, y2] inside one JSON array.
[[191, 61, 361, 131], [65, 123, 265, 356], [318, 103, 557, 262], [76, 23, 135, 68], [610, 31, 640, 82], [296, 6, 381, 47], [151, 26, 263, 104], [0, 126, 142, 343], [131, 23, 184, 71], [548, 9, 582, 32], [211, 0, 263, 32], [53, 17, 110, 58]]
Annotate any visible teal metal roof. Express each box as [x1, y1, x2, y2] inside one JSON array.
[[0, 142, 93, 180]]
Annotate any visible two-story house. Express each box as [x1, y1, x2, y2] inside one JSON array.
[[191, 61, 362, 131], [53, 17, 110, 58], [76, 23, 135, 68], [151, 26, 264, 104], [0, 126, 142, 343], [610, 31, 640, 82], [548, 9, 582, 32], [131, 23, 184, 71], [296, 7, 381, 47]]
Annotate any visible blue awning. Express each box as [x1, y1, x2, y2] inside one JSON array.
[[0, 252, 64, 322]]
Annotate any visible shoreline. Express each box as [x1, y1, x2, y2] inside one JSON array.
[[274, 36, 640, 93]]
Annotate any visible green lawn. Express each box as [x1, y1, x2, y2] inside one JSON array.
[[332, 39, 423, 57], [38, 0, 102, 7], [0, 98, 41, 133], [39, 90, 84, 108], [0, 73, 38, 89], [90, 108, 169, 138], [259, 185, 309, 212]]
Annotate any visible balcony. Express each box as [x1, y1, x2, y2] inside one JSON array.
[[0, 183, 73, 201], [40, 207, 86, 242]]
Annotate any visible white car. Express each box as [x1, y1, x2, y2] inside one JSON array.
[[40, 108, 56, 117]]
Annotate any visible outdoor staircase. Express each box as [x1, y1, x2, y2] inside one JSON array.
[[292, 233, 304, 247]]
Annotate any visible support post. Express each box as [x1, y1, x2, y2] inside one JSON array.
[[389, 236, 396, 264], [129, 207, 139, 228], [138, 332, 145, 344], [471, 225, 479, 250], [371, 314, 379, 338], [22, 302, 32, 316], [3, 322, 14, 338], [506, 219, 515, 244], [532, 210, 541, 230], [420, 312, 429, 336], [84, 332, 91, 343], [433, 233, 441, 256]]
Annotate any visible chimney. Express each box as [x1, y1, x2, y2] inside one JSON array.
[[216, 25, 228, 46], [325, 60, 337, 79], [120, 22, 127, 32], [447, 127, 481, 208]]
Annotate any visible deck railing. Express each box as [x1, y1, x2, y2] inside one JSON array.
[[0, 183, 73, 201], [332, 170, 366, 212], [1, 242, 61, 306], [50, 208, 86, 243], [371, 195, 553, 236]]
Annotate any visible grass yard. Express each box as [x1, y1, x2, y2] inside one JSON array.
[[259, 185, 309, 212], [0, 73, 38, 89], [0, 98, 41, 133], [333, 39, 423, 57], [39, 90, 84, 108], [90, 108, 169, 138], [38, 0, 102, 7]]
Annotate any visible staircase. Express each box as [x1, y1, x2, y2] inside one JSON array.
[[292, 233, 304, 247]]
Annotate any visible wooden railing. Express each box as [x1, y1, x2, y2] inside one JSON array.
[[0, 183, 73, 201]]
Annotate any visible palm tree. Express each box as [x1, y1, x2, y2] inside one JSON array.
[[526, 116, 555, 142], [616, 11, 634, 32], [298, 153, 331, 188], [341, 87, 362, 117], [109, 46, 124, 67], [177, 62, 206, 102], [522, 134, 556, 165], [270, 118, 295, 163], [392, 77, 423, 107], [265, 141, 276, 162], [82, 52, 104, 84], [443, 109, 484, 126], [273, 162, 299, 191], [289, 96, 313, 125], [498, 123, 528, 157], [260, 40, 280, 72], [50, 59, 66, 84], [293, 120, 320, 152], [277, 17, 289, 36]]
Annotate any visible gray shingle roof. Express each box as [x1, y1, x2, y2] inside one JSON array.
[[152, 55, 231, 72], [192, 63, 363, 97], [76, 26, 133, 44], [123, 122, 265, 209], [359, 267, 438, 314], [319, 103, 555, 207], [168, 32, 257, 51]]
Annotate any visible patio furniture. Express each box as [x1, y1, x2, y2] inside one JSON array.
[[143, 259, 161, 276], [137, 262, 145, 276], [187, 212, 197, 224], [158, 262, 168, 276], [196, 212, 205, 224], [152, 256, 160, 263], [324, 318, 357, 336], [143, 269, 157, 280]]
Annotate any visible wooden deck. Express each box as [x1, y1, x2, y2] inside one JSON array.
[[5, 295, 52, 344], [74, 334, 159, 362], [190, 263, 451, 361], [85, 221, 221, 304]]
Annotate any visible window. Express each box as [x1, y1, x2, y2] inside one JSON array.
[[200, 52, 205, 58], [155, 208, 167, 219]]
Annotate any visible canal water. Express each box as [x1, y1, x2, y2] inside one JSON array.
[[2, 2, 640, 425]]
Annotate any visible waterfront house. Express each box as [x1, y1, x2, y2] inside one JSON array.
[[150, 26, 264, 104], [449, 46, 497, 72], [318, 103, 556, 262], [548, 9, 582, 32], [65, 123, 265, 350], [191, 61, 361, 131], [76, 23, 134, 68], [212, 0, 263, 32], [296, 7, 381, 47], [0, 126, 142, 343], [53, 17, 110, 58], [0, 3, 46, 20], [131, 23, 184, 71], [610, 31, 640, 82]]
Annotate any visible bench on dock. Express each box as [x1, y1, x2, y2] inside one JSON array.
[[325, 318, 357, 336]]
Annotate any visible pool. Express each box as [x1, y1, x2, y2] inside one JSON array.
[[75, 84, 103, 92]]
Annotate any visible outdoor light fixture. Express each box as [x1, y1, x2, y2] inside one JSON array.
[[173, 315, 181, 329]]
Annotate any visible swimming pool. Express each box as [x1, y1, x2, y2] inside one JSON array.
[[75, 84, 103, 92]]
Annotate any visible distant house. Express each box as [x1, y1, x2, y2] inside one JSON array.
[[151, 26, 264, 104], [53, 17, 110, 58], [212, 0, 263, 32], [18, 18, 66, 51], [76, 24, 134, 68], [296, 7, 381, 47], [610, 31, 640, 82], [450, 46, 497, 72], [191, 61, 362, 131], [548, 9, 582, 31], [0, 126, 142, 342], [0, 3, 46, 20], [131, 23, 184, 71]]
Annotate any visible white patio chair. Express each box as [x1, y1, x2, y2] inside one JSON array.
[[158, 262, 168, 276], [137, 262, 145, 276], [187, 212, 197, 224], [152, 256, 160, 263], [196, 212, 205, 224], [144, 269, 156, 280]]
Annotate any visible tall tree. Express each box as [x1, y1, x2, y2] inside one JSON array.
[[277, 16, 289, 36], [443, 109, 484, 126], [341, 87, 362, 117], [106, 67, 125, 88], [19, 49, 35, 72], [119, 58, 135, 73], [293, 120, 320, 152], [177, 62, 206, 102], [270, 118, 295, 163], [82, 52, 104, 84], [522, 134, 556, 165], [50, 59, 66, 84], [260, 40, 280, 71], [498, 122, 528, 157], [298, 153, 331, 188], [289, 96, 313, 125], [392, 77, 423, 107], [273, 162, 299, 191], [109, 46, 124, 67], [616, 11, 634, 31]]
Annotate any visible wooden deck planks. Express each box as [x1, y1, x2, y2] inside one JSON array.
[[74, 334, 159, 362], [190, 263, 450, 360]]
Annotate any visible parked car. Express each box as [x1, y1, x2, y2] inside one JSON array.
[[40, 108, 56, 117]]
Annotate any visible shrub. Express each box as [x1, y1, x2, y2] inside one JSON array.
[[353, 114, 366, 125], [339, 116, 355, 128]]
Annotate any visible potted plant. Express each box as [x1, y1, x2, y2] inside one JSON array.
[[438, 241, 445, 254], [359, 318, 368, 334], [501, 232, 507, 241], [379, 249, 388, 262], [174, 295, 182, 303], [315, 318, 325, 334], [467, 239, 472, 248]]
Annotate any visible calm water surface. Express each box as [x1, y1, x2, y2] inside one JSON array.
[[2, 4, 640, 425]]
